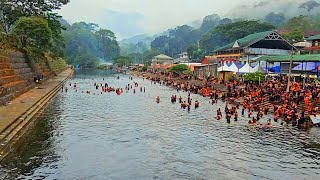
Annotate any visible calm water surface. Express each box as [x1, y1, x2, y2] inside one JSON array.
[[0, 69, 319, 180]]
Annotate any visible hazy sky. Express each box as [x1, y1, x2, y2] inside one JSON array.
[[57, 0, 311, 39]]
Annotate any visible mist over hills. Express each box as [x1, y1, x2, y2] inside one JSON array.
[[119, 0, 320, 57]]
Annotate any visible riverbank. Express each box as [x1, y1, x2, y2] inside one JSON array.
[[0, 68, 73, 160]]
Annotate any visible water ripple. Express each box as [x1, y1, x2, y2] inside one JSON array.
[[0, 70, 319, 179]]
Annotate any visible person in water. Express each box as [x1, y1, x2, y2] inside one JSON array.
[[234, 112, 238, 121], [156, 96, 160, 103], [226, 113, 231, 123], [195, 100, 199, 109], [217, 108, 222, 120]]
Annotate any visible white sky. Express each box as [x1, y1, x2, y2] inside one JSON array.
[[57, 0, 310, 39]]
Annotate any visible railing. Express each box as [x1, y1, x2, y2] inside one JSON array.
[[245, 48, 290, 55]]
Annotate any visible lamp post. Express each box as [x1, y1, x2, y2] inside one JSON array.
[[286, 50, 294, 93]]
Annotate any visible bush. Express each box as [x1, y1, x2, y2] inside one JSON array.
[[142, 66, 148, 71], [170, 64, 189, 74], [243, 72, 265, 82]]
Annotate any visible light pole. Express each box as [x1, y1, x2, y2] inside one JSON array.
[[286, 50, 294, 93]]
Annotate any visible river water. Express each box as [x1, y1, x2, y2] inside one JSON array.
[[0, 70, 319, 180]]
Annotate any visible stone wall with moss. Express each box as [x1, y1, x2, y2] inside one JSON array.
[[0, 50, 67, 105]]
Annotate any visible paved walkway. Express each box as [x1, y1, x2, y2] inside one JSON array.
[[0, 69, 73, 132]]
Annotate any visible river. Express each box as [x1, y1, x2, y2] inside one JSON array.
[[0, 69, 319, 180]]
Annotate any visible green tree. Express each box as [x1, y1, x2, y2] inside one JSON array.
[[0, 0, 69, 33], [186, 44, 198, 59], [283, 29, 304, 43], [63, 22, 100, 66], [95, 28, 120, 60], [128, 52, 143, 64], [47, 13, 66, 58], [142, 49, 160, 65], [151, 25, 201, 57], [151, 35, 169, 54], [114, 56, 132, 67], [282, 15, 315, 31], [12, 16, 52, 55], [170, 64, 189, 74], [200, 20, 275, 52], [243, 72, 265, 82]]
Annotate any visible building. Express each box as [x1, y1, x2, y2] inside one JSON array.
[[151, 54, 174, 64], [174, 52, 189, 64], [256, 54, 320, 75], [214, 31, 297, 65], [304, 34, 320, 54]]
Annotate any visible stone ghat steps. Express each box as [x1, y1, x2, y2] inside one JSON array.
[[0, 75, 20, 86], [0, 63, 11, 69], [0, 80, 29, 96], [0, 69, 15, 77], [0, 80, 30, 106], [10, 62, 30, 69], [0, 73, 71, 161]]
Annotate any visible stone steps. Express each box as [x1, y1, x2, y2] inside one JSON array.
[[0, 75, 20, 86], [0, 71, 72, 161], [0, 80, 29, 105], [0, 69, 15, 77], [10, 62, 30, 69], [0, 63, 11, 69]]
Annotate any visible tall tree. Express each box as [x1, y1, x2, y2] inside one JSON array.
[[47, 13, 66, 57], [283, 29, 304, 43], [282, 15, 315, 31], [0, 0, 69, 32], [200, 14, 221, 34], [95, 29, 120, 60], [142, 49, 160, 65], [200, 20, 275, 52], [151, 35, 169, 54], [12, 16, 52, 54]]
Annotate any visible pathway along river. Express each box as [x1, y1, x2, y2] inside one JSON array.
[[0, 70, 320, 179]]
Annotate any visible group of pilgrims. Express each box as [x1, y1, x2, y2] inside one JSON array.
[[62, 76, 146, 96], [62, 72, 320, 129], [147, 72, 320, 129]]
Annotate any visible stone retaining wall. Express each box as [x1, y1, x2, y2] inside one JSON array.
[[0, 50, 67, 105]]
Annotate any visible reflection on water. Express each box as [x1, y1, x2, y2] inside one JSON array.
[[0, 69, 319, 179]]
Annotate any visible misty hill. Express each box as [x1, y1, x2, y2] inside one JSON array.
[[119, 34, 154, 46]]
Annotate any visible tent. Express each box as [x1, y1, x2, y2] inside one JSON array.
[[252, 65, 267, 73], [238, 63, 254, 73], [293, 62, 320, 71], [269, 66, 280, 73], [218, 63, 238, 72], [228, 63, 239, 72]]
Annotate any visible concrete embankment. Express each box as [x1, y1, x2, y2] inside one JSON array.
[[0, 68, 73, 161]]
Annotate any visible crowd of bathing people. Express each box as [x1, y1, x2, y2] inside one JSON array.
[[62, 76, 146, 96], [61, 71, 320, 129], [145, 71, 320, 129]]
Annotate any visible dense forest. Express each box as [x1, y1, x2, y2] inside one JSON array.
[[0, 0, 120, 68], [121, 0, 320, 64], [1, 0, 320, 67], [0, 0, 69, 59], [63, 22, 120, 67]]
